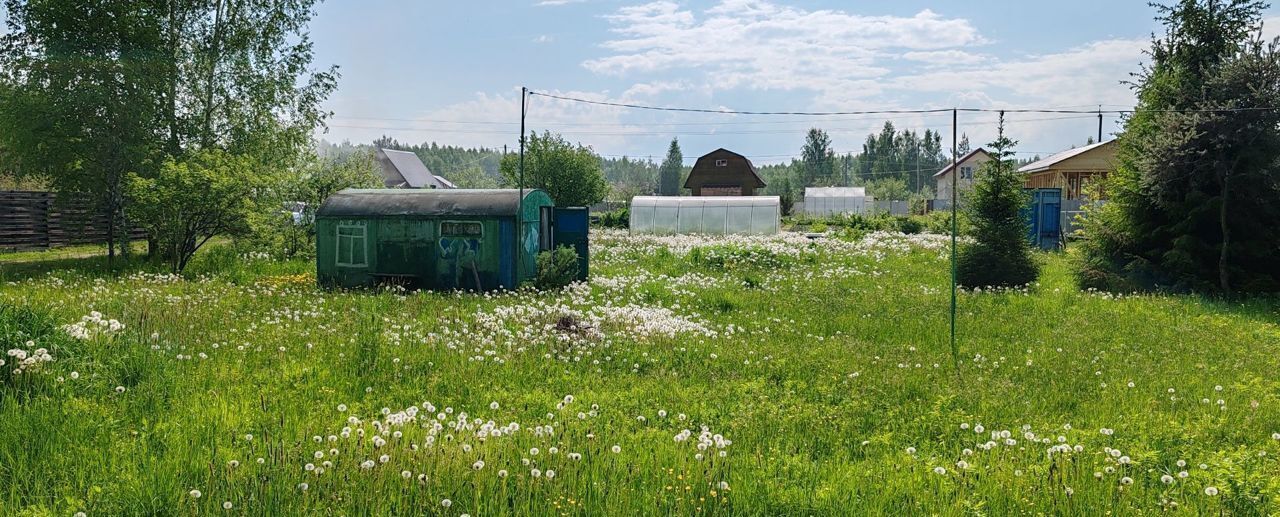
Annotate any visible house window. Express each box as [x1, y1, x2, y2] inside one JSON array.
[[715, 159, 728, 167], [960, 166, 974, 180], [335, 222, 368, 267]]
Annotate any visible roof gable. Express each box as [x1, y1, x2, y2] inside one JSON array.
[[376, 148, 449, 188], [933, 148, 992, 178], [1017, 140, 1116, 174], [684, 148, 766, 188]]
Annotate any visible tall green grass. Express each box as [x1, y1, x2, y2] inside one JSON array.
[[1, 232, 1278, 515]]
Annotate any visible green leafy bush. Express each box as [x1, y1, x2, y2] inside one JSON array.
[[917, 210, 972, 236], [597, 208, 630, 229], [533, 246, 580, 290]]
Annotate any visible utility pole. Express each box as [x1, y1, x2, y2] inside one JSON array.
[[1097, 106, 1104, 143], [915, 137, 921, 196], [517, 87, 528, 287], [949, 108, 958, 368], [843, 154, 850, 187]]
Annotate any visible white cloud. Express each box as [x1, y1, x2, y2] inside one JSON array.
[[622, 80, 709, 98], [327, 89, 649, 151], [893, 38, 1145, 109], [535, 0, 585, 6], [584, 1, 984, 96], [533, 35, 554, 44], [902, 50, 988, 66], [1262, 16, 1280, 40]]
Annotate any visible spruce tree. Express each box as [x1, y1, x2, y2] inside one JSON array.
[[957, 114, 1039, 288], [1077, 0, 1280, 294], [658, 138, 683, 196]]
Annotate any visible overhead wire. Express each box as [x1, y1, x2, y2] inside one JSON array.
[[526, 90, 1280, 115]]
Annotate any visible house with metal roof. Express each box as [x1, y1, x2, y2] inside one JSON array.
[[933, 148, 992, 201], [314, 189, 587, 290], [1019, 140, 1117, 200], [684, 148, 766, 196], [375, 148, 456, 189]]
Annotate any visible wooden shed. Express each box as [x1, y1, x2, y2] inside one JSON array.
[[314, 189, 587, 290], [684, 148, 766, 196]]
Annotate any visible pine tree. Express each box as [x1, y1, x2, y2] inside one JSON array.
[[658, 138, 683, 196], [956, 134, 972, 156], [957, 114, 1039, 288]]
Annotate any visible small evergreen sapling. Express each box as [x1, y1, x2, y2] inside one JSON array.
[[957, 114, 1039, 288]]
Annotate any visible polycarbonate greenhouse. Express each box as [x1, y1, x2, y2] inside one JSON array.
[[629, 196, 780, 235], [802, 187, 874, 216]]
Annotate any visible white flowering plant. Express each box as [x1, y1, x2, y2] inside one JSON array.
[[0, 226, 1277, 515]]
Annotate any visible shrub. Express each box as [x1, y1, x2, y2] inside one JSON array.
[[533, 246, 579, 290], [597, 208, 630, 229], [916, 210, 972, 236], [896, 216, 923, 235], [127, 150, 264, 273]]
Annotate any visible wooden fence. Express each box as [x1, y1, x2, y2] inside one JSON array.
[[0, 191, 143, 251]]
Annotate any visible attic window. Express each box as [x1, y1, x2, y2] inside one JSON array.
[[715, 159, 728, 167]]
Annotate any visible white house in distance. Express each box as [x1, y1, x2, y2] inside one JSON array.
[[375, 148, 457, 189], [933, 148, 992, 201]]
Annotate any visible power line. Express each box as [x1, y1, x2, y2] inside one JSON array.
[[527, 90, 1280, 115], [328, 114, 1103, 138], [529, 91, 958, 115]]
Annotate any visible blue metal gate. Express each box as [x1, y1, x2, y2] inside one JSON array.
[[1024, 188, 1062, 250], [553, 207, 590, 281]]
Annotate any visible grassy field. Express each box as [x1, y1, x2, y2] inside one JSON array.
[[1, 229, 1279, 516]]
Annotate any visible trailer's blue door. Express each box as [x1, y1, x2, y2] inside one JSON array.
[[553, 207, 590, 281]]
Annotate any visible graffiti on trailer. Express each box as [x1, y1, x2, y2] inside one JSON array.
[[439, 238, 480, 287], [523, 224, 540, 269]]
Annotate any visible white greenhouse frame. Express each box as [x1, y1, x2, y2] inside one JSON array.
[[629, 196, 780, 235], [802, 187, 874, 217]]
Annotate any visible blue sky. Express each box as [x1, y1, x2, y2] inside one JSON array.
[[312, 0, 1280, 164]]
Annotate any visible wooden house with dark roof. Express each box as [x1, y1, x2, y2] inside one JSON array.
[[683, 148, 766, 196]]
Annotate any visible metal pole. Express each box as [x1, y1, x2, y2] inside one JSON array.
[[517, 87, 528, 286], [950, 109, 958, 367]]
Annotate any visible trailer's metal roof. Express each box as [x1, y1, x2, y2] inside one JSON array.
[[316, 189, 542, 218]]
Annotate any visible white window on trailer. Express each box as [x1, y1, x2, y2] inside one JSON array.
[[336, 222, 368, 267]]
